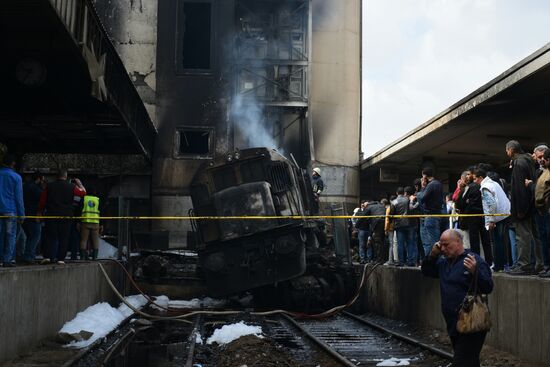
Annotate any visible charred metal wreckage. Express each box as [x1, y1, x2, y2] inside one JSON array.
[[133, 148, 355, 311]]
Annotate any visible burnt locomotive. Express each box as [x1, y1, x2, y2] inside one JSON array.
[[189, 148, 355, 309]]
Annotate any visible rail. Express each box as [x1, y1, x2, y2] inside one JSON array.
[[284, 312, 453, 366]]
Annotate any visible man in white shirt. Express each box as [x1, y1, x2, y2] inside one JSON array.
[[474, 168, 511, 271]]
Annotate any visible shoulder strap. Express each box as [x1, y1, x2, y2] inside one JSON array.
[[467, 266, 479, 295]]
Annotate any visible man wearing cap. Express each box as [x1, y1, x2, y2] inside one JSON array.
[[311, 167, 324, 213], [312, 168, 324, 196]]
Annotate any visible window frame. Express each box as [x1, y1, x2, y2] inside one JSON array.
[[173, 126, 215, 159], [175, 0, 216, 75]]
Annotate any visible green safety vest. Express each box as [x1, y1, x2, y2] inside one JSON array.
[[81, 195, 100, 224]]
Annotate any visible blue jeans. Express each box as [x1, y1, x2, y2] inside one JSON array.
[[0, 215, 18, 263], [412, 228, 419, 262], [491, 220, 507, 271], [23, 220, 42, 262], [421, 217, 441, 258], [396, 227, 416, 265], [16, 222, 27, 260], [358, 229, 369, 262], [535, 211, 550, 268]]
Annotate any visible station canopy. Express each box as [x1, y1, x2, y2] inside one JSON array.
[[0, 0, 156, 159], [361, 43, 550, 176]]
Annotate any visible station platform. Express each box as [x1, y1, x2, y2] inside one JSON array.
[[355, 263, 550, 366], [0, 261, 123, 364]]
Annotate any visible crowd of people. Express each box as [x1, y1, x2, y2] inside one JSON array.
[[0, 154, 102, 267], [351, 140, 550, 277]]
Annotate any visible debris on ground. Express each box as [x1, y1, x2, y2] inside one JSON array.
[[216, 335, 302, 367]]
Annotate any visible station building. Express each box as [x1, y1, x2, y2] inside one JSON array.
[[1, 0, 362, 248]]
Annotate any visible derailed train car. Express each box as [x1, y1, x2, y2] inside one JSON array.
[[189, 148, 355, 308]]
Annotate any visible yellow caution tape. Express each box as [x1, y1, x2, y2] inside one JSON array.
[[0, 213, 510, 220]]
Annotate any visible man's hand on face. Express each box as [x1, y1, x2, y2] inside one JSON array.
[[421, 177, 428, 188], [430, 242, 442, 258], [463, 254, 477, 274]]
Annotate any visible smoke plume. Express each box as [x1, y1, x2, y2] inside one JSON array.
[[230, 91, 282, 153]]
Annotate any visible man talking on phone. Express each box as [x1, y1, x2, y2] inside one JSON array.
[[421, 229, 493, 367]]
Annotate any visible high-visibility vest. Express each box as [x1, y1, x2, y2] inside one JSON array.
[[81, 195, 100, 224]]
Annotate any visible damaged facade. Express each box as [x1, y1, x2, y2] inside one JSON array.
[[94, 0, 361, 247]]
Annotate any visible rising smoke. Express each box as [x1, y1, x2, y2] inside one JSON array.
[[230, 93, 281, 153], [225, 1, 303, 156]]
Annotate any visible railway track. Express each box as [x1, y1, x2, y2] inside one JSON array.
[[188, 312, 452, 367], [74, 310, 452, 367], [281, 312, 452, 366]]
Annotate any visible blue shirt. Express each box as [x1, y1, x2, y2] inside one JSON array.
[[421, 250, 493, 336], [0, 167, 25, 217]]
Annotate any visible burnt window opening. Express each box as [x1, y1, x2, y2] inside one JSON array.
[[182, 2, 212, 70], [178, 129, 211, 156]]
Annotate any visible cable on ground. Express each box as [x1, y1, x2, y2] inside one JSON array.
[[97, 260, 380, 321]]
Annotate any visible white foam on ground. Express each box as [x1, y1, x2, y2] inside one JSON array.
[[150, 295, 170, 311], [170, 297, 227, 308], [195, 333, 204, 345], [97, 239, 118, 259], [118, 295, 149, 318], [60, 295, 147, 348], [376, 357, 411, 366], [206, 321, 263, 345], [150, 295, 227, 311]]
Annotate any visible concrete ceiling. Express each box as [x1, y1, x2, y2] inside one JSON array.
[[0, 0, 156, 158]]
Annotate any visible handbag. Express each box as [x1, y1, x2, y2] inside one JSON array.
[[456, 268, 492, 334]]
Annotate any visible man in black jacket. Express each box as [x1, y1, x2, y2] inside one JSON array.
[[38, 170, 86, 264], [454, 167, 493, 265], [358, 200, 387, 263], [391, 187, 415, 266], [505, 140, 543, 275], [354, 201, 370, 264], [414, 167, 444, 258]]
